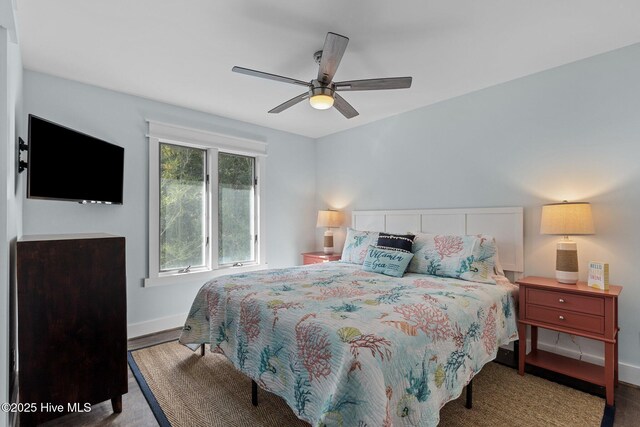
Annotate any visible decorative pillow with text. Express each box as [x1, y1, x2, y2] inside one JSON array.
[[362, 245, 414, 277]]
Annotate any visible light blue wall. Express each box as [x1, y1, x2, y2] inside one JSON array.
[[0, 27, 10, 427], [1, 11, 23, 426], [22, 71, 317, 332], [316, 43, 640, 383]]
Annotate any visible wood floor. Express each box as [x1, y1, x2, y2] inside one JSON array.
[[39, 328, 640, 427]]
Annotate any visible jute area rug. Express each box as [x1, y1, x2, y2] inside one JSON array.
[[129, 341, 605, 427]]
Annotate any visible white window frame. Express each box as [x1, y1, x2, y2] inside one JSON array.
[[145, 120, 267, 287]]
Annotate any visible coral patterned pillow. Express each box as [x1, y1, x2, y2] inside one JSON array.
[[408, 233, 498, 284], [340, 228, 380, 265]]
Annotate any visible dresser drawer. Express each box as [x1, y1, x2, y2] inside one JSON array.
[[526, 304, 604, 335], [526, 288, 604, 316]]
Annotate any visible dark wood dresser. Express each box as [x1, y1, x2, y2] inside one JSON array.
[[17, 233, 127, 426]]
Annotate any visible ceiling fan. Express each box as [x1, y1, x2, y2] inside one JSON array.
[[232, 32, 413, 119]]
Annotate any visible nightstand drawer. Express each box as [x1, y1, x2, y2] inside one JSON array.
[[526, 304, 604, 335], [302, 252, 341, 265], [305, 258, 330, 265], [526, 288, 604, 316]]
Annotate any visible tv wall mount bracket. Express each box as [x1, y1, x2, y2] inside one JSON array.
[[18, 137, 28, 173]]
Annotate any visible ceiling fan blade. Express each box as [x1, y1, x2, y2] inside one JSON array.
[[333, 93, 359, 119], [317, 32, 349, 84], [232, 66, 310, 87], [335, 77, 412, 91], [268, 92, 310, 114]]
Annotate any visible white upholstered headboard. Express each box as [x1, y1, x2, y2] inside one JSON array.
[[352, 207, 524, 275]]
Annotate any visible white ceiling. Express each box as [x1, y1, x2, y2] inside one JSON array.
[[17, 0, 640, 139]]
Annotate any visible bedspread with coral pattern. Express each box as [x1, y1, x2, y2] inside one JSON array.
[[179, 262, 518, 426]]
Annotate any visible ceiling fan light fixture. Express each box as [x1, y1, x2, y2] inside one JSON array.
[[310, 94, 334, 110], [309, 82, 335, 110]]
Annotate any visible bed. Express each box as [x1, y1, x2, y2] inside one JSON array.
[[179, 207, 523, 426]]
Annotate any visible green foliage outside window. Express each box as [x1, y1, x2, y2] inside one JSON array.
[[219, 152, 255, 264], [160, 143, 206, 271], [160, 145, 256, 271]]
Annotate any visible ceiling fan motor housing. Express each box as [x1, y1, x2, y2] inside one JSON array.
[[309, 79, 335, 98]]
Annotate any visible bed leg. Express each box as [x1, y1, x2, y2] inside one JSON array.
[[513, 339, 519, 367], [465, 379, 473, 409], [252, 380, 258, 406], [200, 343, 205, 356]]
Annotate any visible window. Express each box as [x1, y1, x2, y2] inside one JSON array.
[[218, 153, 256, 265], [160, 143, 208, 272], [146, 121, 267, 286]]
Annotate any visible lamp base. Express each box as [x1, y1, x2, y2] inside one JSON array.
[[323, 230, 334, 255], [556, 270, 579, 284], [556, 239, 579, 284]]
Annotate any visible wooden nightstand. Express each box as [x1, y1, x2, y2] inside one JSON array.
[[302, 252, 341, 265], [516, 276, 622, 406]]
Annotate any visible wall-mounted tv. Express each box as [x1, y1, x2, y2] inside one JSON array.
[[27, 115, 124, 204]]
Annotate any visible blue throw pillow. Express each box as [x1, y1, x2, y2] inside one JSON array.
[[362, 245, 414, 278]]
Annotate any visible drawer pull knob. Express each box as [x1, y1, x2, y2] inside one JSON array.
[[558, 298, 565, 303], [559, 315, 565, 320]]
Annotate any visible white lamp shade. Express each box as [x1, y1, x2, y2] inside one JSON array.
[[540, 202, 595, 235], [316, 210, 344, 228]]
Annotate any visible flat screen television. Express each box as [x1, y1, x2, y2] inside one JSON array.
[[27, 115, 124, 204]]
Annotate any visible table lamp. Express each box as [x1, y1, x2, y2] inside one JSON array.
[[317, 210, 344, 254], [540, 201, 594, 284]]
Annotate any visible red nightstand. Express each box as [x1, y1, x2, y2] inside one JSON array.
[[516, 276, 622, 406], [302, 252, 341, 265]]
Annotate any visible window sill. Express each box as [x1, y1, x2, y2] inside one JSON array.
[[144, 263, 269, 288]]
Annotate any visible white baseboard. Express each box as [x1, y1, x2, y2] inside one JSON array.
[[532, 339, 640, 387], [127, 313, 186, 338]]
